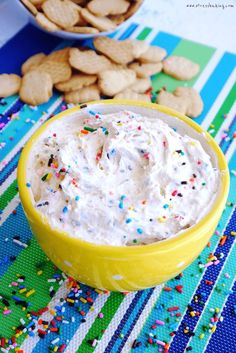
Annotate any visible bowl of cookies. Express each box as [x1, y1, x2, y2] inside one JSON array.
[[17, 0, 144, 39]]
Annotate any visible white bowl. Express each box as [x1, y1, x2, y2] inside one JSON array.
[[15, 0, 144, 40]]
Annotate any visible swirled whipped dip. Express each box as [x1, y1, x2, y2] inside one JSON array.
[[29, 109, 218, 246]]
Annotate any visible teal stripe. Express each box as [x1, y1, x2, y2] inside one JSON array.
[[0, 93, 61, 162], [0, 95, 18, 114]]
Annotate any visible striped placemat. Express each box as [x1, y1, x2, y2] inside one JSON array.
[[0, 21, 236, 353]]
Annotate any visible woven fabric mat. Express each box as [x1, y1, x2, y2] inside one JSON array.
[[0, 22, 236, 353]]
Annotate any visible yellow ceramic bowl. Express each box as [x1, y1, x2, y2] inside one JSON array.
[[17, 100, 229, 291]]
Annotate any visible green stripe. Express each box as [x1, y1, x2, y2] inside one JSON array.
[[0, 238, 60, 339], [77, 293, 124, 353], [208, 82, 236, 137], [0, 179, 18, 210], [136, 27, 152, 40], [151, 39, 215, 92]]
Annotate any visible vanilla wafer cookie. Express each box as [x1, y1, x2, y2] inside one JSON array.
[[46, 47, 70, 62], [87, 0, 130, 16], [174, 86, 203, 117], [55, 73, 97, 92], [37, 60, 72, 84], [69, 48, 111, 74], [64, 84, 100, 103], [42, 0, 80, 29], [29, 0, 45, 5], [20, 71, 53, 105], [123, 0, 143, 19], [21, 53, 46, 75], [36, 12, 61, 31], [70, 0, 86, 3], [126, 39, 149, 58], [129, 77, 151, 93], [94, 37, 134, 64], [139, 46, 167, 63], [21, 0, 38, 15], [109, 14, 125, 25], [0, 74, 21, 98], [80, 8, 116, 31], [156, 90, 188, 115], [98, 69, 136, 96], [114, 89, 151, 102], [129, 62, 163, 78], [67, 26, 99, 33], [163, 56, 200, 80]]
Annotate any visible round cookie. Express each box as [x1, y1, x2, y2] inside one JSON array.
[[0, 74, 21, 97]]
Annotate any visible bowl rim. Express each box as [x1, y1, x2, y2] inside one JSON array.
[[16, 0, 145, 39], [17, 99, 230, 254]]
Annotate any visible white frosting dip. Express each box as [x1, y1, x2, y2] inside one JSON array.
[[29, 109, 219, 246]]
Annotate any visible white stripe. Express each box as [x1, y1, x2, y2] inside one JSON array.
[[0, 194, 20, 226], [168, 206, 236, 349], [121, 285, 164, 352], [93, 292, 136, 353], [113, 21, 134, 40], [64, 293, 110, 353], [0, 97, 63, 173], [20, 281, 69, 353], [201, 68, 236, 130], [202, 274, 236, 353], [226, 138, 236, 161], [0, 169, 16, 196], [127, 23, 145, 40], [214, 100, 236, 143], [194, 50, 224, 92], [148, 28, 160, 45]]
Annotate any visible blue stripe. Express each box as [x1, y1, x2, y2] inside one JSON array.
[[151, 31, 181, 55], [119, 23, 139, 40], [0, 150, 20, 186], [32, 283, 98, 353], [0, 100, 24, 131], [0, 24, 61, 75], [196, 52, 236, 125], [220, 115, 236, 154], [205, 278, 236, 353], [0, 204, 33, 277], [168, 208, 236, 353], [104, 291, 144, 353], [115, 289, 155, 353]]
